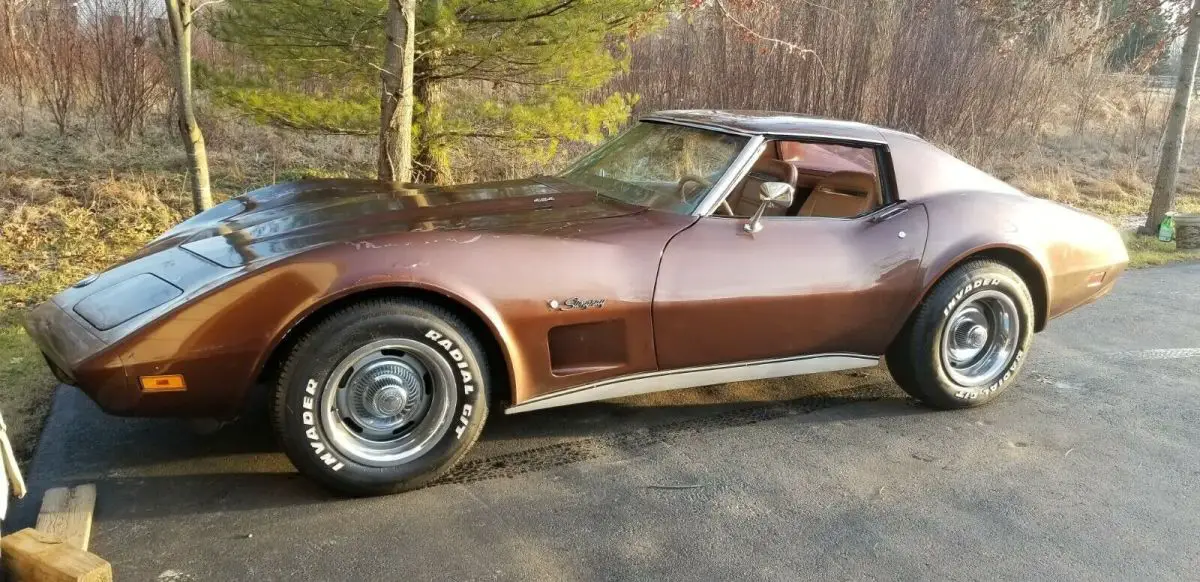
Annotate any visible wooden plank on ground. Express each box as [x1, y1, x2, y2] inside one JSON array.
[[35, 484, 96, 551], [1, 528, 112, 582]]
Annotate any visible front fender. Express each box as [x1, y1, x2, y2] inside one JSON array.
[[109, 234, 527, 417], [253, 275, 523, 410]]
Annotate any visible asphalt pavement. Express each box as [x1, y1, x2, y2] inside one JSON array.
[[9, 263, 1200, 581]]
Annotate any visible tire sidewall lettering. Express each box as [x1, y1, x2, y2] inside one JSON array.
[[942, 277, 1001, 318], [423, 329, 478, 439], [942, 276, 1026, 401], [294, 325, 482, 473], [952, 348, 1024, 400]]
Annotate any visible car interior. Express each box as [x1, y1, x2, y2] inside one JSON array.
[[716, 140, 884, 219]]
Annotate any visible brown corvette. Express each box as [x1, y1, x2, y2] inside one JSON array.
[[25, 111, 1127, 495]]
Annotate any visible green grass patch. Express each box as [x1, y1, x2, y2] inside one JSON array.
[[0, 308, 55, 464], [0, 171, 186, 463], [1123, 232, 1200, 268]]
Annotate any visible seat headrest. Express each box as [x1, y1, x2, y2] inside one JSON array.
[[749, 157, 797, 185]]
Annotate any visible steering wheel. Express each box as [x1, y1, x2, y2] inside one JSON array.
[[676, 174, 712, 204]]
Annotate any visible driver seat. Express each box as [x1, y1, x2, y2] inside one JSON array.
[[723, 156, 798, 217], [798, 171, 879, 218]]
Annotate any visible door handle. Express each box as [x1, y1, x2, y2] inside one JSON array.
[[870, 205, 908, 223]]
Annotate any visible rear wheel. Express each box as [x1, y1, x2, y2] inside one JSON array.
[[887, 260, 1034, 409], [272, 299, 488, 496]]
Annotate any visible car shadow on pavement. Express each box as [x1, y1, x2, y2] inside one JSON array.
[[11, 370, 926, 525]]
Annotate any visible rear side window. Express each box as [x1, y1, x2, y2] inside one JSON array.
[[777, 142, 878, 176]]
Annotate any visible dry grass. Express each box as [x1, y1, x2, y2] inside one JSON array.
[[978, 86, 1200, 223], [0, 109, 379, 315]]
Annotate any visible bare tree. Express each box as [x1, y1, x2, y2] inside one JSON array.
[[377, 0, 415, 183], [1143, 1, 1200, 235], [165, 0, 213, 213], [29, 0, 83, 134], [1086, 0, 1110, 70], [617, 1, 1059, 157], [84, 0, 165, 140], [0, 0, 34, 134]]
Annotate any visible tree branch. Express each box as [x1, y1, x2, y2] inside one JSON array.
[[459, 0, 576, 24], [190, 0, 227, 18], [713, 0, 817, 59]]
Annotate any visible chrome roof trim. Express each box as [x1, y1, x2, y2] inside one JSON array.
[[641, 115, 759, 137], [505, 353, 880, 414], [643, 110, 889, 145]]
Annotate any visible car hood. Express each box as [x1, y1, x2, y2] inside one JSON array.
[[140, 177, 641, 268]]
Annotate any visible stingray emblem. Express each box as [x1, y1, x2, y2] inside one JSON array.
[[548, 297, 606, 311]]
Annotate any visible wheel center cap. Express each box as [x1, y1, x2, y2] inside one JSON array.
[[372, 386, 408, 416], [966, 325, 988, 349]]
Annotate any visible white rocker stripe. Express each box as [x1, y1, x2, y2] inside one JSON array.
[[505, 353, 880, 415]]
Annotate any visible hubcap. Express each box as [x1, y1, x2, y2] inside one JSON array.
[[373, 385, 407, 416], [320, 339, 458, 467], [941, 290, 1020, 387], [341, 359, 427, 438]]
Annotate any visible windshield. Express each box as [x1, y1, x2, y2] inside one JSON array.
[[560, 122, 750, 214]]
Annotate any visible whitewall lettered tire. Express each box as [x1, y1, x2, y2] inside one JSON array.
[[271, 299, 489, 496], [887, 260, 1035, 409]]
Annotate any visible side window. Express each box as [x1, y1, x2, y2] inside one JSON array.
[[776, 141, 884, 218], [718, 140, 885, 219]]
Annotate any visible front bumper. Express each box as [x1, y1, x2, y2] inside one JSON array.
[[24, 300, 131, 413], [25, 297, 261, 418], [22, 246, 254, 418]]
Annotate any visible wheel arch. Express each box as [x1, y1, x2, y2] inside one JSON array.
[[253, 285, 514, 408], [917, 245, 1050, 332]]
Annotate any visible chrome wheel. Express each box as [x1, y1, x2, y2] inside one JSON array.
[[319, 339, 457, 467], [940, 290, 1020, 387]]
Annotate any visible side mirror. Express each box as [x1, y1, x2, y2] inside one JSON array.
[[744, 182, 795, 233]]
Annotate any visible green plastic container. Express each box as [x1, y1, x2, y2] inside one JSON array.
[[1158, 214, 1176, 242]]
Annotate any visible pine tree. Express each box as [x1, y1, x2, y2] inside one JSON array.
[[210, 0, 673, 183]]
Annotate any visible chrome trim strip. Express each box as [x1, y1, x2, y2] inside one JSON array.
[[641, 115, 758, 137], [505, 353, 880, 414], [692, 135, 766, 217], [641, 114, 888, 145]]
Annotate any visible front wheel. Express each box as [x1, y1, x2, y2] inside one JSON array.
[[272, 299, 489, 496], [887, 260, 1034, 409]]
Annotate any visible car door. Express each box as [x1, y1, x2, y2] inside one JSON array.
[[651, 203, 929, 370]]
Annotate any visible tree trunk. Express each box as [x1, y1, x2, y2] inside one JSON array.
[[166, 0, 213, 214], [2, 0, 27, 135], [1086, 0, 1108, 70], [413, 75, 452, 184], [1143, 2, 1200, 235], [378, 0, 416, 183], [412, 0, 451, 185]]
